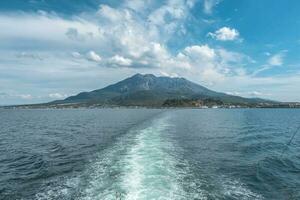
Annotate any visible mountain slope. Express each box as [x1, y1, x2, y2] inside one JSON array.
[[52, 73, 273, 106]]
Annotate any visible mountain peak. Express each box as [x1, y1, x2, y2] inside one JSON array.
[[60, 73, 273, 106]]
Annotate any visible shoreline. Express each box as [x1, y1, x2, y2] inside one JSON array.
[[2, 105, 300, 110]]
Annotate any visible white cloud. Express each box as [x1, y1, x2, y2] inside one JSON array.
[[86, 51, 102, 62], [268, 53, 284, 66], [0, 93, 33, 100], [154, 44, 253, 84], [0, 13, 100, 47], [0, 3, 195, 69], [147, 0, 194, 40], [208, 27, 240, 41], [109, 55, 132, 66], [124, 0, 150, 11], [48, 93, 68, 99], [148, 3, 186, 26], [226, 91, 272, 98], [97, 4, 131, 22], [201, 68, 225, 82], [253, 51, 286, 75], [1, 2, 300, 103], [203, 0, 221, 14], [183, 45, 216, 60]]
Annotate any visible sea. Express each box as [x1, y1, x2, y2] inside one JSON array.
[[0, 108, 299, 200]]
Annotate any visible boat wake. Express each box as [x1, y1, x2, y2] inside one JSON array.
[[79, 116, 204, 199], [35, 113, 263, 200]]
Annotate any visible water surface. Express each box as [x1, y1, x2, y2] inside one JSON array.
[[0, 109, 299, 199]]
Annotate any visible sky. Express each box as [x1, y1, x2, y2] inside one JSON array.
[[0, 0, 300, 105]]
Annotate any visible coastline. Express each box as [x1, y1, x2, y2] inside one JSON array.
[[2, 104, 300, 110]]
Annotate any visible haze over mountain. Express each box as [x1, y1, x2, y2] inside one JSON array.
[[51, 74, 272, 107]]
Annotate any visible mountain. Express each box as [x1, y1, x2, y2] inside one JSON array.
[[51, 73, 273, 107]]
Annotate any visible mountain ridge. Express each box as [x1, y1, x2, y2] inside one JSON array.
[[51, 73, 274, 107]]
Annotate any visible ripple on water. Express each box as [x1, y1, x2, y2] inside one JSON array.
[[2, 109, 299, 200]]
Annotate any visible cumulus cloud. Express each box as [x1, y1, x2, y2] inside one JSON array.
[[1, 2, 196, 68], [148, 2, 186, 26], [208, 27, 240, 41], [97, 4, 130, 22], [86, 51, 102, 62], [1, 1, 299, 103], [183, 45, 216, 60], [151, 44, 253, 84], [109, 55, 132, 66]]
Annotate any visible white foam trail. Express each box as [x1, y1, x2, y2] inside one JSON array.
[[120, 117, 185, 199], [80, 129, 135, 200], [34, 113, 263, 200], [79, 115, 206, 200]]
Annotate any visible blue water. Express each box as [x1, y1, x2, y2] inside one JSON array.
[[0, 109, 299, 200]]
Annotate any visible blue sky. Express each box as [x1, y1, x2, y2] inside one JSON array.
[[0, 0, 300, 104]]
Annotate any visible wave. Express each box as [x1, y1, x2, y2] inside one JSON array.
[[33, 111, 274, 200]]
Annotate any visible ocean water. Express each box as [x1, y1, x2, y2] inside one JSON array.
[[0, 109, 299, 200]]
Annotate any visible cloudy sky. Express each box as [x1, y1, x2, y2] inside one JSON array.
[[1, 0, 300, 105]]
